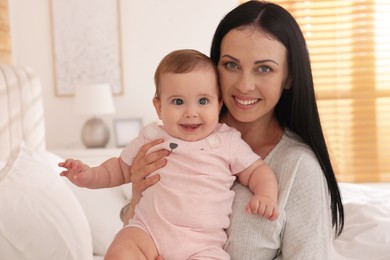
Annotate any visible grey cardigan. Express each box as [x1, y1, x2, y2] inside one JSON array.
[[225, 129, 332, 260]]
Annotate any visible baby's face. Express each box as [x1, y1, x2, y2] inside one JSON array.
[[153, 69, 222, 141]]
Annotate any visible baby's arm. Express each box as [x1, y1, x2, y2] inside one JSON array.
[[237, 159, 279, 221], [59, 157, 131, 189]]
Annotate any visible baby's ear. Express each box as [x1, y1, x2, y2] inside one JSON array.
[[218, 99, 223, 111], [153, 97, 162, 119]]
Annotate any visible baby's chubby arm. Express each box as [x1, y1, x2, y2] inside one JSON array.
[[59, 157, 131, 189], [236, 159, 279, 221]]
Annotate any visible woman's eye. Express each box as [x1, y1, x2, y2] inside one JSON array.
[[199, 98, 208, 105], [172, 99, 184, 105], [224, 62, 239, 70], [257, 65, 271, 73]]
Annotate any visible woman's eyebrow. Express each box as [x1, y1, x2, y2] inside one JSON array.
[[221, 54, 279, 65], [220, 54, 239, 61], [254, 59, 279, 65]]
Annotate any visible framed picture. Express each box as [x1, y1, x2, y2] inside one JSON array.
[[50, 0, 123, 96], [114, 118, 142, 147]]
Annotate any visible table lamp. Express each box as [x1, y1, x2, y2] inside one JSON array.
[[74, 84, 115, 148]]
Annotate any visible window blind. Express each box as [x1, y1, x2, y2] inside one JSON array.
[[0, 0, 12, 63], [244, 0, 390, 182]]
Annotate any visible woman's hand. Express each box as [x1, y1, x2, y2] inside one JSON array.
[[130, 139, 170, 201], [122, 139, 170, 225]]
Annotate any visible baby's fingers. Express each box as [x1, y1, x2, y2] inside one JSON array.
[[246, 200, 266, 216], [260, 205, 277, 220], [59, 170, 69, 177], [267, 207, 279, 221], [58, 161, 66, 167], [246, 199, 279, 221]]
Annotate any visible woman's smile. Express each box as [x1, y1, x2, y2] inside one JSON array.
[[234, 96, 260, 106]]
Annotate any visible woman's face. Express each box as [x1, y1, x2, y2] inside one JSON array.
[[218, 27, 290, 124]]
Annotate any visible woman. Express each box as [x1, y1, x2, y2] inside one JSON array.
[[124, 1, 344, 259]]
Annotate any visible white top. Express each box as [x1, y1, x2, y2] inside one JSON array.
[[225, 129, 332, 259]]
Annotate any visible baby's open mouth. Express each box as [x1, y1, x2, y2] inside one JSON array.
[[180, 124, 201, 131]]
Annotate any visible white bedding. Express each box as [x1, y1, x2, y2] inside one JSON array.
[[0, 144, 93, 259], [0, 63, 116, 259], [333, 183, 390, 260]]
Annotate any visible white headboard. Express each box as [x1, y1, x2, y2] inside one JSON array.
[[0, 64, 46, 161]]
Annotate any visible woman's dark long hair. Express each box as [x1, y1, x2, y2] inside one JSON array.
[[211, 1, 344, 236]]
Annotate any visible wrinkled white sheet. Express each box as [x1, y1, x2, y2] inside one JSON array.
[[332, 183, 390, 260]]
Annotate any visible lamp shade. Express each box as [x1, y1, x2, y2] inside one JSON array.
[[74, 84, 115, 115]]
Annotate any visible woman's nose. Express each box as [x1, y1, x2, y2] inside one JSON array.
[[237, 72, 256, 93]]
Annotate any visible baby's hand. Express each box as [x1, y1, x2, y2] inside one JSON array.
[[246, 195, 279, 221], [58, 159, 92, 187]]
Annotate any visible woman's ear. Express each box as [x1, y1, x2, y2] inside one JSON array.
[[153, 97, 162, 120], [284, 75, 293, 90]]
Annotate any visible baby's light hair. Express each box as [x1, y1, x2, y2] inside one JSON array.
[[154, 49, 220, 99]]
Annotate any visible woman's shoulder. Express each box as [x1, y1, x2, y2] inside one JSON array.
[[266, 128, 328, 211], [268, 128, 318, 165], [280, 129, 311, 151], [266, 128, 324, 190]]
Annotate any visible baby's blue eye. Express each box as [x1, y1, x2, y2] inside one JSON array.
[[172, 99, 184, 105], [199, 98, 208, 105]]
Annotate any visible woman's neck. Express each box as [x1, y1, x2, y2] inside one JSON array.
[[221, 113, 284, 158]]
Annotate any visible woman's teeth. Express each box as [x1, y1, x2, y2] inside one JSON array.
[[235, 98, 259, 105]]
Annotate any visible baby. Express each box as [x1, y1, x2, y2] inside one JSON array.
[[59, 49, 279, 259]]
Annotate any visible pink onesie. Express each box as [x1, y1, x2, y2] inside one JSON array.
[[121, 123, 260, 259]]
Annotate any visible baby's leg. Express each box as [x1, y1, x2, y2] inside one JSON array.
[[104, 226, 158, 260]]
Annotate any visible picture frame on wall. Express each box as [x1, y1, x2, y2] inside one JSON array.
[[50, 0, 123, 96], [114, 118, 142, 148]]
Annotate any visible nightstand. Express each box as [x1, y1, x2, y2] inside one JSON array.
[[50, 148, 123, 166]]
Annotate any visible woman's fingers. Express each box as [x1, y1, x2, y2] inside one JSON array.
[[130, 139, 169, 204], [132, 139, 165, 171], [143, 173, 160, 187], [132, 139, 169, 180], [132, 169, 162, 192], [140, 155, 168, 178]]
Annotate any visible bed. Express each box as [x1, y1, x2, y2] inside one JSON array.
[[0, 63, 131, 259], [0, 63, 389, 259]]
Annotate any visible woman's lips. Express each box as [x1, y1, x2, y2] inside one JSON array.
[[234, 96, 260, 106]]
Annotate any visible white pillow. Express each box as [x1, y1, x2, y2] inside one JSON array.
[[333, 183, 390, 260], [0, 145, 93, 260], [63, 174, 127, 256]]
